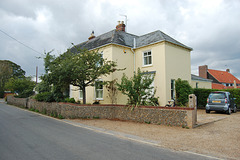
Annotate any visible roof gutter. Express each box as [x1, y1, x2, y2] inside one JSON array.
[[131, 38, 136, 72]]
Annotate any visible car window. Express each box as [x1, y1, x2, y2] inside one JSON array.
[[209, 93, 226, 99]]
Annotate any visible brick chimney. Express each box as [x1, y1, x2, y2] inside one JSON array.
[[116, 21, 126, 32], [88, 31, 95, 40], [199, 65, 208, 79], [226, 69, 230, 73]]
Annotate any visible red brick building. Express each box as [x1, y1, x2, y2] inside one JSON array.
[[199, 65, 240, 89]]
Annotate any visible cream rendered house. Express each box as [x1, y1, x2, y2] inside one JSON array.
[[191, 74, 212, 89], [70, 21, 192, 106]]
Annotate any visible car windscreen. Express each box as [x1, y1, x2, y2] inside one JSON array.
[[209, 93, 226, 99]]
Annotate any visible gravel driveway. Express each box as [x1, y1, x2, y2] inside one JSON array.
[[71, 110, 240, 160]]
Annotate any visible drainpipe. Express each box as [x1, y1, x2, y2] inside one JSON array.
[[131, 38, 136, 72]]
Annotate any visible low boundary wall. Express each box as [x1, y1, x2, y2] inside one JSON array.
[[7, 96, 197, 128]]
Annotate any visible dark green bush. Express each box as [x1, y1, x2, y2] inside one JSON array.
[[193, 88, 240, 108], [34, 92, 54, 102], [225, 89, 240, 106], [64, 97, 75, 103], [93, 101, 100, 104], [175, 78, 193, 106], [193, 88, 215, 107]]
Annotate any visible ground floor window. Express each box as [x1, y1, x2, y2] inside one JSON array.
[[79, 89, 83, 99], [196, 82, 199, 88], [95, 80, 103, 100], [171, 79, 175, 100]]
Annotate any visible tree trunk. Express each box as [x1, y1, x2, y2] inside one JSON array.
[[82, 86, 86, 104]]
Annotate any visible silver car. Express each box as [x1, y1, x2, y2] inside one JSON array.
[[206, 91, 237, 115]]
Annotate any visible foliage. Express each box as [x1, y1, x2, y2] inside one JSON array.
[[105, 79, 118, 104], [193, 88, 214, 107], [117, 68, 158, 106], [35, 80, 52, 93], [93, 100, 100, 104], [193, 88, 240, 107], [226, 89, 240, 106], [0, 60, 25, 97], [4, 77, 35, 98], [175, 78, 193, 106], [34, 92, 54, 102], [64, 97, 75, 103], [145, 97, 159, 106], [42, 46, 120, 104]]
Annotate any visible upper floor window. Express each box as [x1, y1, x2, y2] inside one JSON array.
[[96, 51, 103, 67], [143, 51, 152, 66]]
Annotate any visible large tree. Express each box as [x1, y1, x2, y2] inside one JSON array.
[[5, 77, 35, 98], [0, 60, 25, 97], [43, 47, 120, 104]]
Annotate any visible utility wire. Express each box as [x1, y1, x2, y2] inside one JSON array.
[[0, 28, 44, 56]]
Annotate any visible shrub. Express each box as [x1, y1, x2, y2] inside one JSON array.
[[93, 100, 100, 104], [34, 92, 54, 102], [117, 68, 158, 106], [193, 88, 214, 107], [175, 78, 193, 106], [4, 77, 35, 98], [35, 80, 52, 93], [193, 88, 240, 107], [225, 89, 240, 106], [64, 97, 75, 103]]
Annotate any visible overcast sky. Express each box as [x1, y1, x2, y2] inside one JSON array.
[[0, 0, 239, 80]]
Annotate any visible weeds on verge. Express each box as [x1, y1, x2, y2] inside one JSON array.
[[145, 121, 151, 124], [28, 108, 64, 119]]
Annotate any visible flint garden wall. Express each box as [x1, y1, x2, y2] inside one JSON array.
[[7, 96, 197, 128]]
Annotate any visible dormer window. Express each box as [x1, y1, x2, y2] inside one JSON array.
[[143, 51, 152, 66]]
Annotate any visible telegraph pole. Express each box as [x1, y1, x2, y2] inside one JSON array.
[[36, 66, 38, 85]]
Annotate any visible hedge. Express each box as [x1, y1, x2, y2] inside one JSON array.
[[193, 88, 240, 108]]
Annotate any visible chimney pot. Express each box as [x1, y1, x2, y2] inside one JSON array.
[[88, 31, 95, 40], [116, 21, 126, 32]]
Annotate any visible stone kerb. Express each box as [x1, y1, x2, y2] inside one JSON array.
[[7, 96, 196, 128]]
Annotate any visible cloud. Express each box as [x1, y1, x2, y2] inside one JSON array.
[[0, 0, 239, 79]]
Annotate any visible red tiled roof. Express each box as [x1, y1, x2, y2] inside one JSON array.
[[208, 69, 240, 84], [212, 83, 240, 89], [212, 83, 226, 89]]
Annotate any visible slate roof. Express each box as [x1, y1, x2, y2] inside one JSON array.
[[191, 74, 212, 82], [208, 69, 240, 84], [71, 29, 192, 52]]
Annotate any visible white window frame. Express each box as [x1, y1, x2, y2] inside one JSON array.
[[95, 80, 103, 100], [79, 89, 83, 99], [142, 50, 152, 67], [171, 79, 175, 100], [96, 51, 103, 67]]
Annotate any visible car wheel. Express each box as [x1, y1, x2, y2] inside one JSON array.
[[206, 110, 210, 113], [227, 107, 231, 115], [233, 106, 237, 113]]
